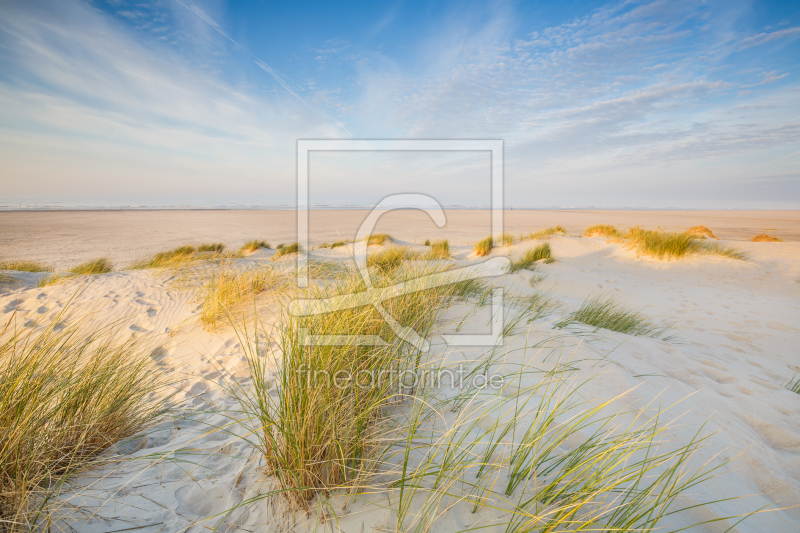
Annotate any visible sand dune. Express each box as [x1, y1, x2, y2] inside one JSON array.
[[1, 212, 799, 532]]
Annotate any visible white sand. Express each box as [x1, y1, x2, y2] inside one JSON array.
[[1, 211, 799, 532]]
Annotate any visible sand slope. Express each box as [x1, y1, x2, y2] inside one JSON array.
[[1, 235, 799, 532]]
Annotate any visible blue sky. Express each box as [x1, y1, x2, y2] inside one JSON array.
[[1, 0, 799, 208]]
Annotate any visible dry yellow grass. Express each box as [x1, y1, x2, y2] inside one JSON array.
[[473, 236, 494, 257], [0, 312, 168, 529], [427, 240, 450, 259], [583, 224, 621, 238], [0, 261, 51, 273], [752, 234, 782, 242], [273, 242, 302, 259], [240, 239, 271, 253], [498, 232, 515, 246], [38, 258, 114, 287], [521, 225, 567, 240], [201, 267, 286, 329], [128, 244, 227, 270], [685, 225, 718, 239], [366, 233, 392, 246]]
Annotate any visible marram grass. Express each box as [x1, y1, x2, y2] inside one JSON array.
[[38, 258, 114, 287], [521, 225, 567, 240], [367, 246, 420, 277], [201, 266, 287, 329], [211, 261, 749, 532], [473, 236, 494, 257], [127, 244, 227, 270], [752, 234, 782, 242], [556, 295, 668, 337], [223, 263, 478, 509], [498, 232, 515, 246], [509, 243, 553, 272], [240, 239, 271, 253], [584, 224, 621, 238], [427, 239, 450, 259], [272, 242, 302, 259], [0, 261, 51, 273], [686, 225, 718, 239], [0, 311, 169, 529], [624, 227, 746, 260], [785, 374, 800, 394]]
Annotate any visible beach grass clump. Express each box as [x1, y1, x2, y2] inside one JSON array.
[[0, 274, 18, 286], [69, 257, 113, 275], [197, 243, 225, 253], [128, 244, 227, 270], [623, 227, 746, 260], [752, 234, 782, 242], [427, 240, 450, 260], [509, 243, 553, 272], [686, 225, 718, 239], [0, 313, 168, 528], [555, 296, 666, 337], [330, 241, 349, 249], [367, 246, 420, 276], [366, 233, 392, 246], [583, 224, 621, 238], [0, 261, 51, 273], [424, 239, 431, 246], [201, 267, 285, 329], [272, 242, 302, 260], [498, 232, 515, 246], [522, 225, 567, 240], [623, 227, 696, 259], [38, 258, 114, 287], [229, 263, 474, 509], [473, 236, 494, 257], [240, 240, 271, 253], [785, 374, 800, 394]]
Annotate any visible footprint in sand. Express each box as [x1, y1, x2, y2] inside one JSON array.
[[701, 367, 738, 384], [740, 414, 800, 451], [3, 299, 25, 312]]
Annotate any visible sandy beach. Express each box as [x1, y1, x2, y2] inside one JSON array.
[[1, 210, 799, 532], [2, 209, 799, 269]]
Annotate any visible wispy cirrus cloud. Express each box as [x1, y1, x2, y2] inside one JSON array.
[[739, 26, 800, 50]]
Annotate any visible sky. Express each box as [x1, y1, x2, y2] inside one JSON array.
[[0, 0, 799, 209]]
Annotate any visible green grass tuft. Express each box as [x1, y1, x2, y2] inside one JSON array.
[[69, 257, 113, 275], [128, 244, 226, 270], [273, 242, 302, 259], [473, 236, 494, 257], [509, 243, 553, 272], [367, 246, 420, 276], [201, 267, 285, 329], [498, 232, 515, 246], [785, 374, 800, 394], [366, 233, 392, 246], [556, 296, 667, 337], [197, 243, 225, 253], [0, 312, 168, 527], [0, 260, 51, 273], [330, 241, 348, 249], [38, 258, 114, 287], [427, 240, 450, 259], [240, 239, 271, 253], [424, 239, 431, 246], [522, 225, 567, 240]]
